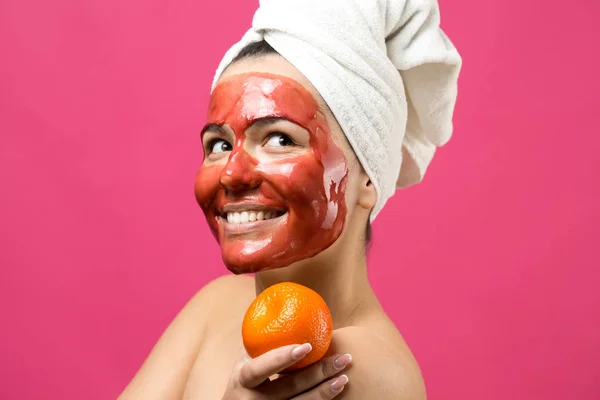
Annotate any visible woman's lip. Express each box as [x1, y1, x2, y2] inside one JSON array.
[[220, 212, 288, 234]]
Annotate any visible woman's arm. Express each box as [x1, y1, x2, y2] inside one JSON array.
[[118, 276, 233, 400]]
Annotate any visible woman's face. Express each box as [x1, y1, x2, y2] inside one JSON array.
[[194, 57, 355, 274]]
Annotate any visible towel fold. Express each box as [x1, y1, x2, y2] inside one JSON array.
[[212, 0, 462, 220]]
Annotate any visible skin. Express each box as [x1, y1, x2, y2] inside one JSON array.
[[119, 55, 426, 399]]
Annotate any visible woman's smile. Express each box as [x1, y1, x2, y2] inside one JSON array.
[[217, 201, 288, 234], [220, 210, 289, 235]]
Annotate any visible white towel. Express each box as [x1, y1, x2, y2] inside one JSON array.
[[212, 0, 462, 220]]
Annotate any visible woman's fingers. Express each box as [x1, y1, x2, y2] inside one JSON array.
[[292, 374, 349, 399], [238, 343, 313, 388], [265, 353, 352, 397]]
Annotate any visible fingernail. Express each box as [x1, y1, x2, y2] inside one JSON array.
[[333, 354, 352, 370], [330, 374, 349, 391], [291, 343, 312, 360]]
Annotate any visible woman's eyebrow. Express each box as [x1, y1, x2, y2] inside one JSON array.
[[200, 123, 226, 137], [247, 116, 296, 130]]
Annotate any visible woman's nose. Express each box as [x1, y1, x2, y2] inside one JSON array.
[[219, 150, 261, 191]]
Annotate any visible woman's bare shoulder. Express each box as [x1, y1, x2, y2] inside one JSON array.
[[194, 274, 255, 314], [329, 325, 427, 400], [119, 274, 253, 399], [195, 274, 254, 304]]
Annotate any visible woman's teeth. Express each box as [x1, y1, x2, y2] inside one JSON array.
[[226, 211, 281, 224]]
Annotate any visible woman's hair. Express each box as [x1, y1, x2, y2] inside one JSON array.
[[231, 40, 279, 63], [230, 40, 373, 247], [365, 220, 372, 248]]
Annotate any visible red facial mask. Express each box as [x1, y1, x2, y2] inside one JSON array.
[[194, 73, 348, 274]]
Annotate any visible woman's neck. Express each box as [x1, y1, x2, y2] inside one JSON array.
[[253, 244, 377, 329]]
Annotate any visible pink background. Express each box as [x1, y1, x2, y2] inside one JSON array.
[[1, 0, 599, 398]]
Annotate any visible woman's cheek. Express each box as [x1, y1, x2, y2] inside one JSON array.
[[194, 165, 222, 212], [262, 155, 327, 201]]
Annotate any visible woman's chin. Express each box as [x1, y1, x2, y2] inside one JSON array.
[[219, 236, 276, 273], [220, 238, 297, 274], [222, 254, 285, 275], [218, 214, 290, 273]]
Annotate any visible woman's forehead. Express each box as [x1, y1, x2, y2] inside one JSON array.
[[218, 55, 331, 113]]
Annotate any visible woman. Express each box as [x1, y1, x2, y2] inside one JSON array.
[[121, 0, 460, 398]]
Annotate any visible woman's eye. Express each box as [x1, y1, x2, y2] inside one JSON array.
[[210, 139, 232, 154], [265, 133, 295, 147]]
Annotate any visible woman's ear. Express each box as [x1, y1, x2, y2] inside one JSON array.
[[357, 173, 377, 210]]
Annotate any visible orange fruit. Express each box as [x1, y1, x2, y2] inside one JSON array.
[[242, 282, 333, 372]]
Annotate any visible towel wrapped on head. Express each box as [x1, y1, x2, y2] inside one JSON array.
[[212, 0, 462, 220]]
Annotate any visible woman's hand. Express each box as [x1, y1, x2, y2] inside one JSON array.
[[222, 343, 352, 399]]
